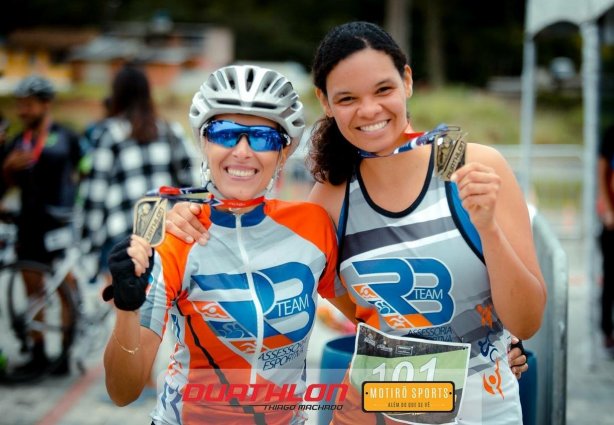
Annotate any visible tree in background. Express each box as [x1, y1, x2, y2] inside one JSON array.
[[0, 0, 563, 87]]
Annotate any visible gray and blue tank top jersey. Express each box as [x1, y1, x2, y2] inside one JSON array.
[[337, 148, 523, 423]]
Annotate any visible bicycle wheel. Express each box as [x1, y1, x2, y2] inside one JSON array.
[[0, 261, 78, 384]]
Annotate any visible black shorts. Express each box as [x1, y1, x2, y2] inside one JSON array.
[[15, 216, 65, 264]]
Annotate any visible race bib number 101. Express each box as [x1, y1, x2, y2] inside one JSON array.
[[349, 323, 470, 425]]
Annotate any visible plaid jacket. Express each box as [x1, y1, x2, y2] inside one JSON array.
[[81, 117, 199, 251]]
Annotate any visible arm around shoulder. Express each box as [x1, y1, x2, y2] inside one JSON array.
[[327, 293, 358, 324]]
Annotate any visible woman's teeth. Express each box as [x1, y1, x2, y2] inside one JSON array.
[[360, 121, 387, 132], [227, 168, 256, 177]]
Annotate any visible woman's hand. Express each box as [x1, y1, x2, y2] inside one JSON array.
[[451, 162, 501, 232], [126, 235, 153, 276], [602, 209, 614, 230], [2, 150, 34, 184], [508, 336, 528, 380], [104, 235, 154, 311], [165, 202, 210, 245]]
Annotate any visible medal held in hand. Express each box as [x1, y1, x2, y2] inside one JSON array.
[[132, 186, 218, 247], [132, 184, 259, 246], [434, 131, 467, 181], [133, 197, 168, 247]]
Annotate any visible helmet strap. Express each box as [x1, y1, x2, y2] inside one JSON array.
[[265, 149, 287, 194], [200, 160, 211, 187], [266, 168, 278, 193]]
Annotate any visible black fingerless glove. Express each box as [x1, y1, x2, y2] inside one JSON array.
[[102, 236, 154, 311]]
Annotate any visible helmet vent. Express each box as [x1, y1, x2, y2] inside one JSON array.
[[245, 68, 255, 91], [279, 82, 293, 98], [269, 77, 283, 93], [261, 72, 277, 92], [207, 79, 219, 92], [218, 99, 241, 106], [252, 101, 276, 110]]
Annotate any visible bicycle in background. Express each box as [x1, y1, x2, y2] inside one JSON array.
[[0, 210, 113, 384]]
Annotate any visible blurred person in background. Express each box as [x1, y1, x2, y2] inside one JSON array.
[[79, 96, 112, 172], [0, 113, 10, 199], [0, 75, 87, 376], [80, 63, 198, 280], [83, 96, 111, 146], [597, 124, 614, 350], [0, 113, 9, 146], [80, 63, 198, 400]]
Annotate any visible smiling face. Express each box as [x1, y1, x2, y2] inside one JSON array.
[[203, 113, 285, 201], [316, 48, 412, 156]]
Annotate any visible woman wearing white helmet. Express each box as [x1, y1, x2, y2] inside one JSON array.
[[102, 64, 355, 425], [188, 64, 306, 197]]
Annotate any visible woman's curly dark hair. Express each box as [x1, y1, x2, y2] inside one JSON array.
[[309, 116, 360, 185], [309, 21, 408, 185]]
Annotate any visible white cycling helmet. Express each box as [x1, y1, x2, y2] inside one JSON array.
[[189, 65, 305, 157]]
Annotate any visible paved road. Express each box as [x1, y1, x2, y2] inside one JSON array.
[[0, 239, 613, 424]]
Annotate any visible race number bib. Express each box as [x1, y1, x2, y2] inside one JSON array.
[[349, 323, 471, 425]]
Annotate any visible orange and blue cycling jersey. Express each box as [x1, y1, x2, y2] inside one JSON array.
[[140, 199, 342, 425]]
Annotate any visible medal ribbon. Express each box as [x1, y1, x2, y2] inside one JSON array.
[[358, 123, 461, 158], [149, 186, 265, 209], [22, 119, 50, 162]]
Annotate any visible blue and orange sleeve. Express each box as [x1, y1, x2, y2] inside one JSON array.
[[140, 229, 197, 337]]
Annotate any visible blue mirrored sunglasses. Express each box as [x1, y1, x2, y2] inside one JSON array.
[[203, 120, 290, 152]]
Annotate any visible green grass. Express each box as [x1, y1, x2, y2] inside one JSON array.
[[409, 86, 583, 146]]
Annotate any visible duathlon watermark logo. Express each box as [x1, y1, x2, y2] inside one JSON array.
[[183, 382, 347, 411]]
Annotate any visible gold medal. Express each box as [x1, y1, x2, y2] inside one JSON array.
[[133, 197, 168, 246], [434, 132, 467, 181]]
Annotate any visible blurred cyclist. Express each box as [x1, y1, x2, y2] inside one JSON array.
[[0, 75, 87, 376]]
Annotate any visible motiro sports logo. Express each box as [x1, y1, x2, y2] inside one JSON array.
[[183, 383, 348, 403]]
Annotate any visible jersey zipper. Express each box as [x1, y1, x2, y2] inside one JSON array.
[[235, 213, 264, 386]]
